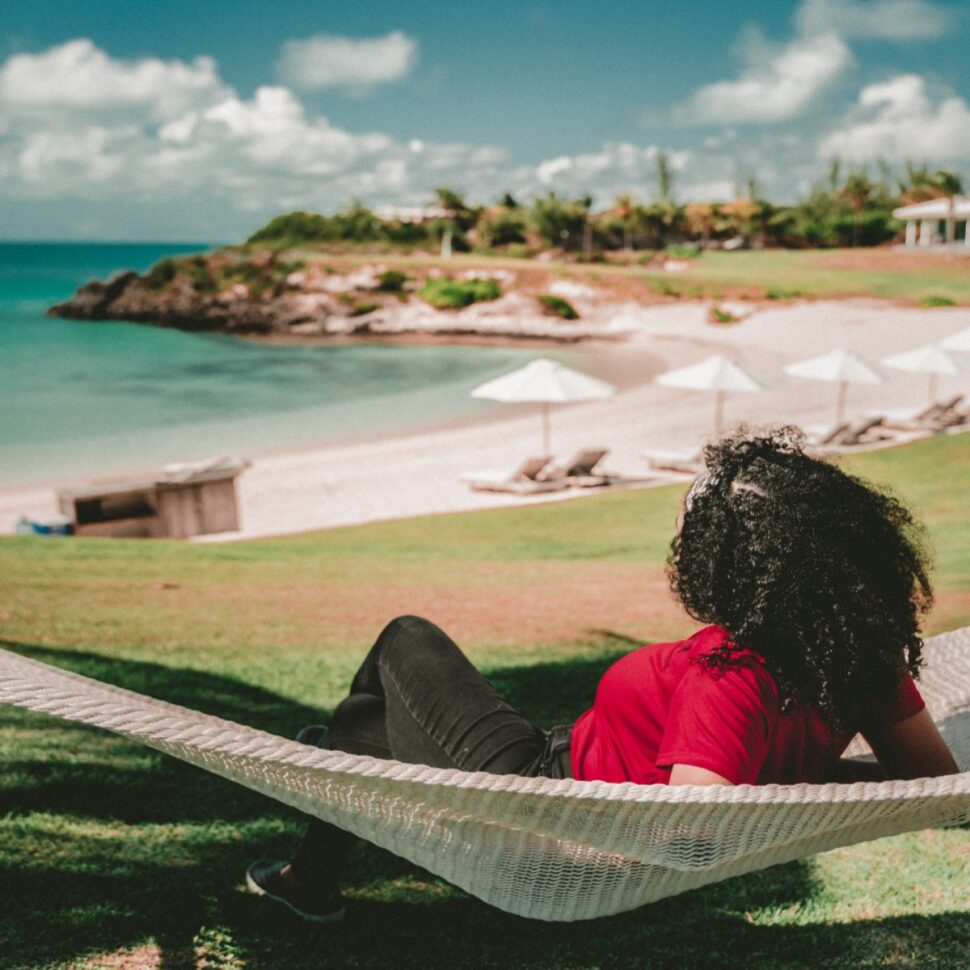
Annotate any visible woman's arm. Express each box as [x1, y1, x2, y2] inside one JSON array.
[[829, 758, 886, 783], [862, 708, 959, 780], [672, 706, 961, 785], [668, 764, 733, 786]]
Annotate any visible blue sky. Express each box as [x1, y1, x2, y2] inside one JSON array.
[[1, 0, 968, 240]]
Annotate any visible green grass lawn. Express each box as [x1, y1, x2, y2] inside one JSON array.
[[329, 247, 970, 306], [1, 434, 968, 969], [635, 250, 970, 304]]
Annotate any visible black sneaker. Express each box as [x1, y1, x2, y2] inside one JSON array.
[[245, 859, 345, 923], [295, 724, 330, 748]]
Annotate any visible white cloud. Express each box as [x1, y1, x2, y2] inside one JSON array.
[[680, 179, 738, 202], [0, 38, 838, 238], [0, 38, 228, 123], [0, 40, 511, 225], [509, 143, 712, 205], [18, 126, 129, 186], [0, 36, 784, 235], [819, 73, 970, 161], [276, 31, 418, 92], [796, 0, 961, 41], [678, 31, 851, 124], [674, 0, 961, 129]]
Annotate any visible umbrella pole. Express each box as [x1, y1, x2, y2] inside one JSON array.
[[542, 402, 551, 454], [836, 381, 847, 425], [714, 390, 724, 437]]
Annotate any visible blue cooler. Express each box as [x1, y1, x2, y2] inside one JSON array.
[[16, 514, 73, 536]]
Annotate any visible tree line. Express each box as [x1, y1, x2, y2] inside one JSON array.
[[248, 156, 965, 255]]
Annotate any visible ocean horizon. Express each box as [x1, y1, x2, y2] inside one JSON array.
[[0, 242, 546, 490]]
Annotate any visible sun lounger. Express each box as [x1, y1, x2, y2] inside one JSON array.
[[805, 415, 892, 449], [642, 447, 703, 476], [461, 455, 568, 494], [539, 447, 611, 486], [540, 447, 659, 489], [880, 395, 966, 433]]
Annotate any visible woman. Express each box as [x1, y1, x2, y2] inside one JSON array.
[[246, 428, 958, 922]]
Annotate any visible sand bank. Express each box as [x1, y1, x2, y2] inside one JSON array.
[[2, 300, 967, 540]]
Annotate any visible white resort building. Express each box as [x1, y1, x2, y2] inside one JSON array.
[[893, 196, 970, 248]]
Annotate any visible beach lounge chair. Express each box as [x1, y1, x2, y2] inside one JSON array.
[[540, 447, 656, 489], [539, 448, 659, 488], [642, 447, 703, 476], [461, 455, 568, 494], [806, 415, 890, 449], [539, 447, 610, 486], [880, 395, 966, 434]]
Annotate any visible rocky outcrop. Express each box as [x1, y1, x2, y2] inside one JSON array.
[[51, 273, 296, 335], [49, 260, 630, 342]]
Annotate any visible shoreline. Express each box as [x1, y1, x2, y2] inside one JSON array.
[[3, 298, 969, 540], [0, 329, 666, 495]]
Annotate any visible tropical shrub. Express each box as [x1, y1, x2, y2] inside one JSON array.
[[537, 294, 579, 319], [247, 211, 336, 244], [185, 255, 217, 293], [349, 301, 379, 316], [145, 258, 178, 289], [384, 221, 433, 245], [479, 207, 528, 247], [709, 306, 736, 324], [418, 277, 501, 308], [374, 269, 409, 293], [529, 193, 588, 250]]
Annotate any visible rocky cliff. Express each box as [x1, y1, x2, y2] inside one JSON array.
[[49, 253, 629, 343]]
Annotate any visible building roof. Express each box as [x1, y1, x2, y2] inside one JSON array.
[[892, 196, 970, 219]]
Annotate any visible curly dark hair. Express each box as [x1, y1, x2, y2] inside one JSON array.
[[667, 427, 932, 729]]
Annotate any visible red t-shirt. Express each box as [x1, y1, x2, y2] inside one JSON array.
[[570, 625, 925, 785]]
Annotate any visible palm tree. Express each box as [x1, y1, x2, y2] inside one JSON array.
[[899, 163, 934, 204], [432, 187, 478, 257], [684, 203, 717, 247], [838, 170, 877, 247], [613, 193, 636, 250], [932, 171, 964, 246], [528, 193, 587, 251], [826, 157, 842, 193], [655, 151, 675, 205]]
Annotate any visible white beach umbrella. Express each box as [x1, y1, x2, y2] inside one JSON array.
[[783, 349, 883, 424], [470, 357, 615, 452], [656, 354, 766, 435], [941, 327, 970, 353], [881, 344, 963, 403]]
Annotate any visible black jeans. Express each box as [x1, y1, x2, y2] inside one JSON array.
[[289, 615, 573, 890]]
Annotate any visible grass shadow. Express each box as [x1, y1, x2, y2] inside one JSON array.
[[223, 896, 970, 970], [1, 638, 966, 968], [0, 640, 330, 824]]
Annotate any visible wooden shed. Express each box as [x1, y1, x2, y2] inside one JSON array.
[[58, 458, 249, 539]]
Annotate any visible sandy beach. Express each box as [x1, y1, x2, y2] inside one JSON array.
[[3, 298, 968, 541]]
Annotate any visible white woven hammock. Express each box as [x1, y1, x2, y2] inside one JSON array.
[[1, 628, 969, 923]]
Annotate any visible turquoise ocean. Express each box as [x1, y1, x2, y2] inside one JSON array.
[[0, 243, 544, 489]]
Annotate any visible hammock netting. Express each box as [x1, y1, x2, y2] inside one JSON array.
[[1, 628, 968, 922]]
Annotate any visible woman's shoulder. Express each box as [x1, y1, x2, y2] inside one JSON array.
[[682, 625, 768, 664], [679, 626, 780, 699], [638, 626, 775, 683]]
